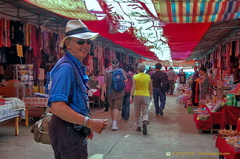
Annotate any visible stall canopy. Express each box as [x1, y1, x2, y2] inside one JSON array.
[[1, 0, 240, 62]]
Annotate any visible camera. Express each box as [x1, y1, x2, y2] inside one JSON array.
[[73, 124, 91, 137]]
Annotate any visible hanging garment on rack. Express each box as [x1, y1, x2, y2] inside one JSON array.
[[3, 19, 11, 47], [10, 20, 24, 45], [0, 47, 7, 63], [191, 81, 199, 106], [236, 39, 239, 57], [5, 64, 14, 81], [0, 19, 3, 47], [30, 25, 40, 58], [24, 23, 30, 47]]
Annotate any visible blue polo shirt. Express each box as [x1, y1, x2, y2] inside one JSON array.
[[48, 52, 89, 116]]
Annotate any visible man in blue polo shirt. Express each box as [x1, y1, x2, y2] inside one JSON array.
[[48, 19, 107, 159]]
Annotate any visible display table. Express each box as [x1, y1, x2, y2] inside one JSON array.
[[215, 135, 240, 159], [194, 111, 222, 133], [0, 100, 25, 136], [194, 106, 240, 133], [220, 106, 240, 129], [194, 106, 222, 133], [22, 97, 48, 126]]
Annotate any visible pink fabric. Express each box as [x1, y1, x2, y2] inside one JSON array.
[[30, 25, 39, 58], [22, 97, 48, 107]]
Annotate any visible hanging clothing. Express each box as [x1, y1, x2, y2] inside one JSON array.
[[10, 20, 24, 45], [4, 19, 11, 47], [0, 19, 3, 47], [191, 81, 199, 105]]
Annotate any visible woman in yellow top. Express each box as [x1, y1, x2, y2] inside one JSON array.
[[130, 63, 152, 135]]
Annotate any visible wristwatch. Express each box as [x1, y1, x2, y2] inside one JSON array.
[[83, 116, 89, 127]]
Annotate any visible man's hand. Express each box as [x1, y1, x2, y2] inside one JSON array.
[[88, 119, 108, 134], [86, 130, 94, 140]]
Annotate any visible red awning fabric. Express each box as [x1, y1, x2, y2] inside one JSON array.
[[84, 19, 159, 60], [162, 22, 212, 60], [22, 0, 239, 61], [85, 19, 212, 61]]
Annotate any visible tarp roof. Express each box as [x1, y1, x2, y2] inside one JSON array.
[[1, 0, 239, 62]]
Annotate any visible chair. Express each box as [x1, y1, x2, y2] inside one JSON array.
[[89, 95, 101, 108], [89, 89, 101, 108]]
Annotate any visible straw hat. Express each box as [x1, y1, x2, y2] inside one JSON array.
[[60, 19, 99, 47]]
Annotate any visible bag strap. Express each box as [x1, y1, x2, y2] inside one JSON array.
[[44, 107, 50, 115], [51, 55, 90, 114]]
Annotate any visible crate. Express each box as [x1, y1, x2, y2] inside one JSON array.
[[187, 106, 198, 114]]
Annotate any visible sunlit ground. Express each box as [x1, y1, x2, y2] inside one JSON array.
[[88, 154, 105, 159]]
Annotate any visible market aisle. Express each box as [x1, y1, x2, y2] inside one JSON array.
[[88, 94, 220, 159], [0, 94, 219, 159]]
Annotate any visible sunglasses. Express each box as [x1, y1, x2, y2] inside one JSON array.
[[76, 39, 92, 45]]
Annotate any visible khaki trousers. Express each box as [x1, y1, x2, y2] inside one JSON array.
[[133, 96, 150, 127]]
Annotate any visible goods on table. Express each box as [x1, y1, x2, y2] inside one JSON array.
[[218, 129, 240, 136], [194, 108, 209, 120], [205, 99, 226, 112], [176, 91, 191, 104], [218, 130, 240, 152], [226, 93, 235, 106], [187, 106, 197, 114]]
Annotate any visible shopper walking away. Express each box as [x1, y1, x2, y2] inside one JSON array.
[[103, 60, 112, 112], [130, 63, 152, 135], [166, 67, 177, 95], [146, 66, 155, 76], [48, 19, 107, 159], [101, 59, 127, 131], [122, 64, 134, 122], [151, 63, 168, 116]]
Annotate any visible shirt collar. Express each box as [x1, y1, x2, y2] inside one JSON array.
[[65, 51, 89, 85], [66, 51, 83, 67]]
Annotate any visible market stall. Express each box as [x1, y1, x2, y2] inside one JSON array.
[[194, 106, 240, 133], [0, 98, 25, 136], [215, 128, 240, 159], [194, 107, 222, 133], [215, 135, 240, 159], [22, 97, 48, 126]]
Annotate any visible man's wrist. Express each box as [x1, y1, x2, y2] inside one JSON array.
[[83, 117, 90, 127]]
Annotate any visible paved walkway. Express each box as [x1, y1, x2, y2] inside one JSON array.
[[0, 94, 220, 159]]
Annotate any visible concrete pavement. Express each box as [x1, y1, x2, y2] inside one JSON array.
[[0, 95, 220, 159]]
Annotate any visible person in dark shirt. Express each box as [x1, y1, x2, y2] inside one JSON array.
[[151, 63, 167, 116], [178, 68, 186, 85]]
